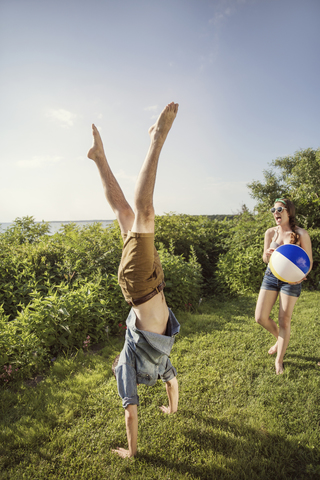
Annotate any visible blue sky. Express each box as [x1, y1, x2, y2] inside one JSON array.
[[1, 0, 319, 222]]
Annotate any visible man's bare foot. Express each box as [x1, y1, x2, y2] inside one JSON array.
[[87, 124, 106, 163], [268, 342, 278, 355], [275, 360, 284, 375], [148, 102, 179, 142]]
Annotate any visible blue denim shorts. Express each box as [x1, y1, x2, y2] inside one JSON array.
[[260, 266, 302, 297]]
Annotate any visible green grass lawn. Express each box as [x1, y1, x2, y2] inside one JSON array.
[[1, 292, 319, 480]]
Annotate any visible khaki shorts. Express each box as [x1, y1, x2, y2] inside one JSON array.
[[118, 231, 164, 305]]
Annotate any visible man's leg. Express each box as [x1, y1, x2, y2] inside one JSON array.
[[87, 124, 134, 234], [131, 102, 179, 234]]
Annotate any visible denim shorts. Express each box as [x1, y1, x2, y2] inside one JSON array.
[[260, 266, 302, 297]]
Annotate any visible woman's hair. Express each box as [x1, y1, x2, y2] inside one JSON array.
[[275, 198, 300, 244]]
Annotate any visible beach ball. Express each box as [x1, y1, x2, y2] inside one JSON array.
[[269, 244, 310, 284]]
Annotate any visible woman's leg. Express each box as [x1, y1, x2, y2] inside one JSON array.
[[275, 293, 298, 374], [255, 288, 279, 341], [255, 288, 282, 356]]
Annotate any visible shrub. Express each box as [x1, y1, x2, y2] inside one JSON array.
[[0, 217, 205, 383], [155, 213, 231, 293], [0, 220, 123, 320], [216, 212, 320, 295], [54, 220, 122, 282], [159, 242, 203, 312], [2, 216, 50, 244], [308, 229, 320, 290], [0, 275, 129, 384], [216, 211, 272, 295]]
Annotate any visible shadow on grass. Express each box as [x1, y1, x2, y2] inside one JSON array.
[[0, 338, 124, 446], [284, 353, 320, 372], [136, 452, 228, 480], [138, 413, 320, 480], [287, 353, 320, 364], [176, 294, 257, 339]]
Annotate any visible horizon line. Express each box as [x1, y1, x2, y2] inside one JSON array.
[[1, 214, 236, 224]]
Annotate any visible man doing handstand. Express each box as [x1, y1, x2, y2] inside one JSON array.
[[87, 102, 180, 458]]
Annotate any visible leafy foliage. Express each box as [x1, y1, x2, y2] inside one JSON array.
[[2, 215, 50, 244], [0, 216, 204, 383], [0, 220, 123, 320], [154, 213, 231, 292], [0, 276, 128, 382], [215, 211, 271, 295], [308, 229, 320, 290], [158, 242, 202, 312], [248, 148, 320, 228], [1, 212, 318, 383], [216, 212, 320, 295]]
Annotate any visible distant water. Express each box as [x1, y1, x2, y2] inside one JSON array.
[[0, 220, 115, 235]]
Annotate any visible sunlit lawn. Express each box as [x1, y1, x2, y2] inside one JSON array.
[[0, 291, 319, 479]]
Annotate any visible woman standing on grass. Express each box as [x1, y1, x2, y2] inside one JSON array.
[[255, 198, 313, 374]]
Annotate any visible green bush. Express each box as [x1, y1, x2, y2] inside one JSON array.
[[158, 242, 203, 312], [308, 229, 320, 289], [0, 275, 129, 382], [155, 213, 231, 292], [216, 212, 320, 295], [1, 214, 317, 383], [214, 211, 269, 295], [0, 219, 123, 320], [0, 236, 68, 320], [2, 215, 50, 244], [0, 217, 204, 383], [53, 221, 122, 282]]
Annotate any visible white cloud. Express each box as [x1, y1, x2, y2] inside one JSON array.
[[17, 156, 63, 169], [144, 105, 158, 112], [204, 177, 249, 209], [209, 1, 236, 25], [45, 109, 77, 127], [205, 177, 247, 190], [199, 52, 214, 71]]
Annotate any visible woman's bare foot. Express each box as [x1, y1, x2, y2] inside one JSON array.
[[275, 360, 284, 375], [268, 341, 278, 355], [87, 124, 106, 163], [148, 102, 179, 142]]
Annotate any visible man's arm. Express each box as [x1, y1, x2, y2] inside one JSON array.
[[160, 377, 179, 414], [112, 404, 138, 458]]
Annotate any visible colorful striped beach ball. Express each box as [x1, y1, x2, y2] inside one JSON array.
[[269, 244, 310, 284]]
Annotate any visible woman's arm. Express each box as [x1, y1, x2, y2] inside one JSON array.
[[262, 228, 275, 264], [297, 228, 313, 279]]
